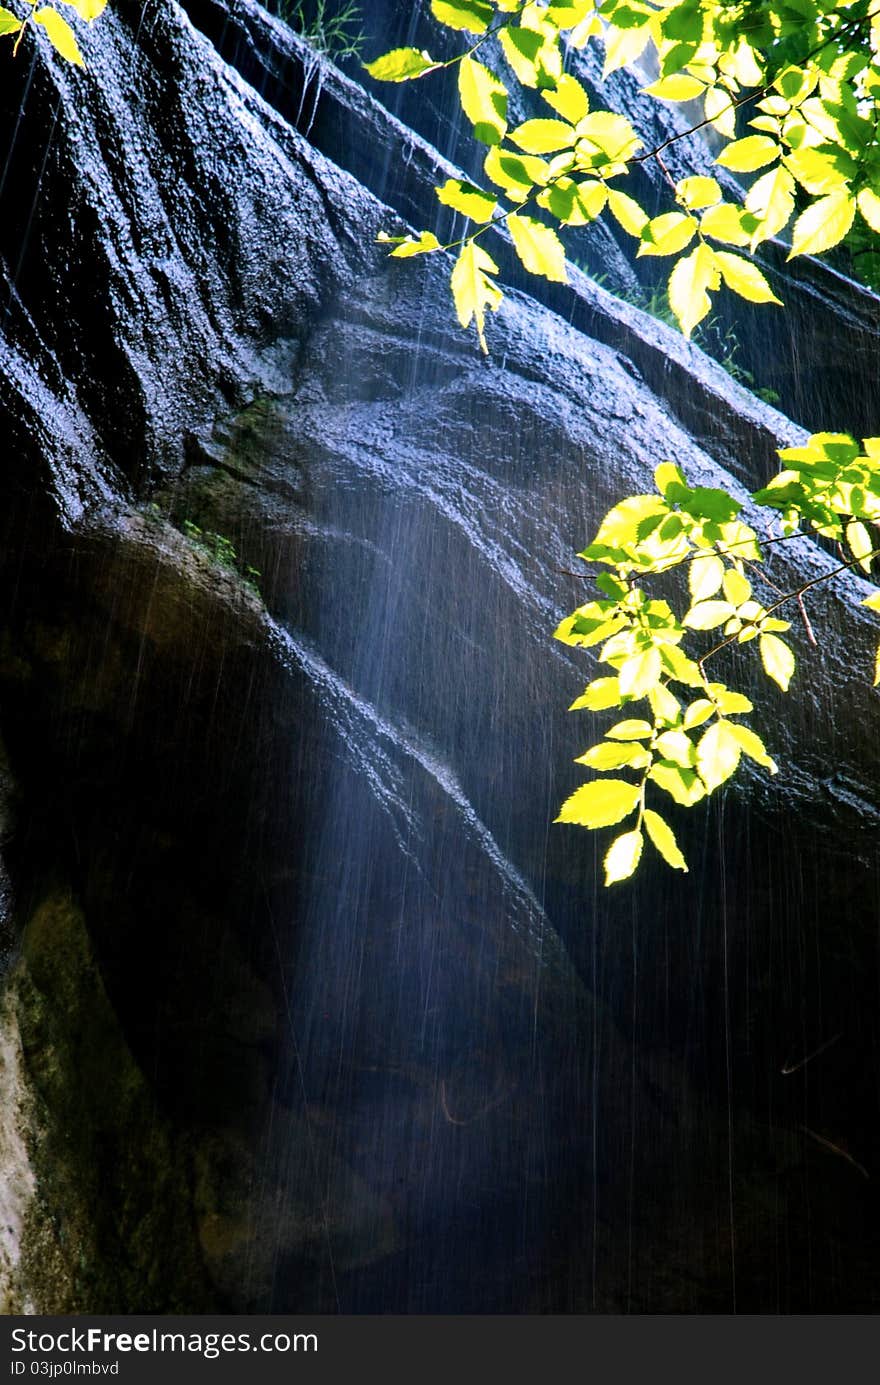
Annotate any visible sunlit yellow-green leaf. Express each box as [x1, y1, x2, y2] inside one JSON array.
[[386, 230, 442, 258], [431, 0, 492, 33], [0, 6, 21, 34], [483, 146, 548, 199], [683, 698, 716, 729], [451, 241, 502, 352], [365, 47, 438, 82], [696, 719, 742, 791], [649, 762, 706, 805], [728, 723, 778, 771], [716, 135, 780, 172], [604, 829, 643, 885], [722, 568, 751, 607], [638, 212, 697, 258], [555, 778, 641, 828], [33, 5, 84, 64], [745, 166, 795, 246], [643, 809, 688, 872], [436, 180, 498, 222], [644, 74, 705, 102], [846, 520, 874, 571], [668, 242, 719, 337], [568, 677, 623, 711], [459, 56, 508, 145], [759, 632, 795, 690], [684, 601, 742, 634], [607, 189, 649, 237], [857, 187, 880, 234], [603, 20, 650, 76], [508, 214, 567, 282], [704, 85, 736, 138], [714, 252, 783, 306], [65, 0, 106, 18], [648, 682, 681, 725], [618, 646, 662, 698], [655, 730, 696, 768], [542, 72, 590, 124], [510, 118, 575, 154], [576, 742, 651, 770], [789, 191, 855, 259], [606, 719, 653, 740], [677, 176, 722, 211], [689, 554, 725, 602]]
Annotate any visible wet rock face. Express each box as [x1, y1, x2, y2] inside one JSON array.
[[1, 0, 880, 1315]]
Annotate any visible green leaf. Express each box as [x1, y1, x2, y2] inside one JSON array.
[[33, 5, 84, 64], [759, 633, 795, 690], [365, 47, 438, 81], [644, 809, 688, 871], [431, 0, 492, 33], [618, 646, 662, 699], [459, 56, 508, 145], [568, 677, 622, 711], [0, 6, 22, 34], [555, 778, 641, 828], [510, 118, 576, 154], [605, 719, 653, 740], [604, 829, 644, 885], [728, 723, 778, 771], [436, 179, 498, 222], [451, 241, 502, 352], [716, 135, 780, 172], [508, 214, 567, 282], [668, 243, 718, 337], [689, 553, 725, 602], [789, 191, 855, 259], [714, 252, 782, 306], [696, 720, 742, 791], [575, 742, 651, 770]]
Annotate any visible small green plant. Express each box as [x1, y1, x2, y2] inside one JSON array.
[[269, 0, 364, 60], [180, 520, 262, 596]]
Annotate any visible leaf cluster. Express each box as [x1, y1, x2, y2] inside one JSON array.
[[367, 0, 880, 345]]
